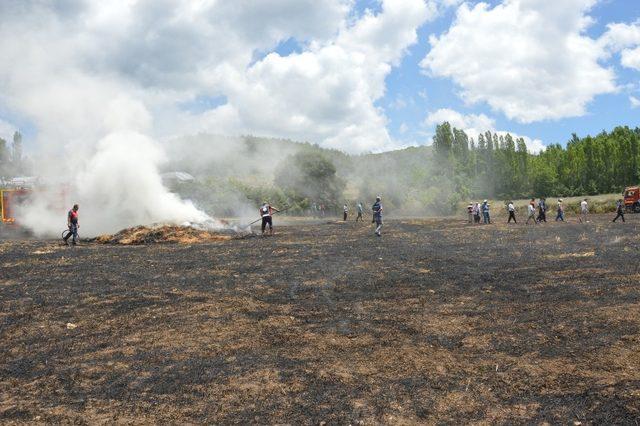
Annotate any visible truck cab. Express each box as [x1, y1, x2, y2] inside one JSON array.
[[624, 186, 640, 213]]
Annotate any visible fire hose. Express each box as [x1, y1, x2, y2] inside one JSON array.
[[244, 206, 291, 228]]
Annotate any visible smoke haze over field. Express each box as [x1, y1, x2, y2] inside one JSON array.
[[1, 1, 638, 234], [0, 0, 435, 236]]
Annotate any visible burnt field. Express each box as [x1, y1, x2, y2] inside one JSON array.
[[1, 214, 640, 424]]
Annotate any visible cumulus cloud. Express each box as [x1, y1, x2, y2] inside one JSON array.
[[421, 0, 616, 123], [425, 108, 545, 153], [599, 20, 640, 71], [0, 0, 437, 154]]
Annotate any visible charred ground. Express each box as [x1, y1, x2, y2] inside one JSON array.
[[1, 214, 640, 424]]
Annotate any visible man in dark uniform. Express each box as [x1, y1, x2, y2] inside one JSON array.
[[372, 196, 383, 237]]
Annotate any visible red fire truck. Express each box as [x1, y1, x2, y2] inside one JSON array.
[[624, 186, 640, 213], [0, 188, 31, 224]]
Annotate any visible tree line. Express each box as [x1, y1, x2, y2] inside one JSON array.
[[432, 123, 640, 200], [0, 131, 24, 178]]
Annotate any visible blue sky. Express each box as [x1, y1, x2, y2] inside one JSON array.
[[1, 0, 640, 154], [380, 0, 640, 149], [378, 0, 640, 149]]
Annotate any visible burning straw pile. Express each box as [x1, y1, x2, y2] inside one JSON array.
[[93, 224, 241, 245]]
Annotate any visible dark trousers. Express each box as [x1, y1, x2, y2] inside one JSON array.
[[356, 212, 363, 221], [508, 211, 516, 223], [343, 212, 347, 221], [261, 216, 273, 233], [613, 212, 625, 222], [537, 211, 546, 222]]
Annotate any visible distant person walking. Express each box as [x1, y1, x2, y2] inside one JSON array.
[[555, 199, 565, 222], [259, 201, 280, 235], [372, 196, 383, 236], [526, 199, 537, 225], [343, 204, 348, 221], [482, 200, 491, 224], [580, 198, 589, 223], [507, 201, 517, 223], [467, 204, 474, 223], [63, 204, 80, 245], [613, 199, 625, 222], [356, 202, 363, 222], [473, 203, 481, 224], [537, 197, 547, 223]]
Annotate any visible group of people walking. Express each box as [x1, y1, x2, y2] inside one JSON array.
[[467, 197, 628, 225], [467, 201, 493, 224]]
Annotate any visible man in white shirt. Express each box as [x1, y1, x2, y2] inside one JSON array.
[[580, 199, 588, 223], [507, 202, 516, 223], [526, 199, 537, 225]]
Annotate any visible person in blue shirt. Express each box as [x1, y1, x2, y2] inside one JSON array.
[[372, 196, 383, 236], [482, 200, 491, 224]]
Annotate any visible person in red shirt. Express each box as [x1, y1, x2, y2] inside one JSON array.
[[63, 204, 79, 245], [259, 202, 280, 235]]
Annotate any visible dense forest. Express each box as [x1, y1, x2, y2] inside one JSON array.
[[431, 123, 640, 200]]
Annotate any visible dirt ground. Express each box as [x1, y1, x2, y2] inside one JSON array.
[[1, 213, 640, 424]]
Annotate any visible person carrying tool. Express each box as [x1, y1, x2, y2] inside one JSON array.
[[63, 204, 79, 245], [356, 202, 364, 222], [507, 201, 517, 223], [372, 196, 383, 236], [259, 201, 280, 235], [526, 198, 537, 225], [556, 199, 565, 221], [343, 204, 348, 221], [613, 199, 625, 223]]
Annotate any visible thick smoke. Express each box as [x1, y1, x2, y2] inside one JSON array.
[[19, 98, 218, 237]]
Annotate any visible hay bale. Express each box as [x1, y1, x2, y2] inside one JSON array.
[[92, 225, 242, 245]]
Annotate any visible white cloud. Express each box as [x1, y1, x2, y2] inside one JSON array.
[[599, 20, 640, 71], [621, 47, 640, 71], [421, 0, 616, 123], [425, 108, 495, 135], [0, 0, 434, 153], [631, 96, 640, 108], [425, 108, 545, 153]]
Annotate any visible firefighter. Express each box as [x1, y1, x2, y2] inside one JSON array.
[[63, 204, 79, 245], [372, 196, 383, 236], [612, 199, 625, 223], [259, 201, 280, 235]]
